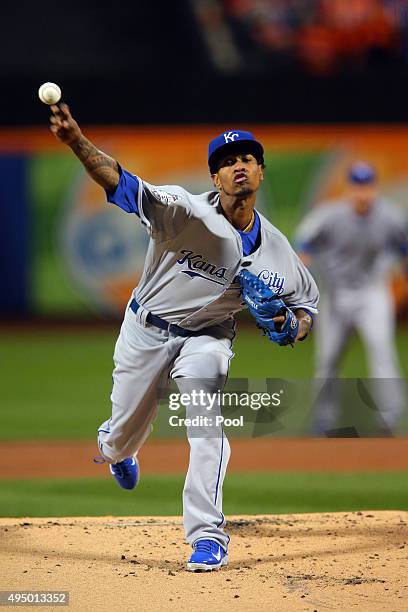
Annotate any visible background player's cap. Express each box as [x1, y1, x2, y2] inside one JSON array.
[[208, 130, 264, 174], [348, 161, 377, 184]]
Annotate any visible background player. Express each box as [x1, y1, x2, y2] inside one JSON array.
[[49, 103, 318, 571], [296, 162, 408, 434]]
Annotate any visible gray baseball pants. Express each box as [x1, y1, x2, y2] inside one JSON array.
[[314, 283, 404, 431], [97, 302, 234, 551]]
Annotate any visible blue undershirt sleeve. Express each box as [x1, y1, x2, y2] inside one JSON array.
[[105, 165, 140, 215]]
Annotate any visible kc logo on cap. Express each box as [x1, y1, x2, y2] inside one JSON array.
[[224, 131, 239, 143]]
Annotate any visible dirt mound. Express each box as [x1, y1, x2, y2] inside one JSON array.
[[1, 512, 407, 611]]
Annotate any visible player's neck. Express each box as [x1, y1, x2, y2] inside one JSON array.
[[219, 193, 256, 231]]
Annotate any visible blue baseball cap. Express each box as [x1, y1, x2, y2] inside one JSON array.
[[348, 161, 377, 184], [208, 130, 264, 174]]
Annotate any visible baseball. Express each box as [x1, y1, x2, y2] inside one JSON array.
[[38, 82, 62, 105]]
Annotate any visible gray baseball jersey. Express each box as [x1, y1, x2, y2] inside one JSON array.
[[98, 168, 319, 550], [295, 198, 408, 291], [124, 177, 319, 325], [295, 198, 407, 432]]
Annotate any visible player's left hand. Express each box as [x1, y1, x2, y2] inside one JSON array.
[[272, 313, 310, 342], [239, 270, 299, 346]]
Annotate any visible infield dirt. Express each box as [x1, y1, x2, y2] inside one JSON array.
[[1, 511, 408, 611], [2, 438, 408, 478]]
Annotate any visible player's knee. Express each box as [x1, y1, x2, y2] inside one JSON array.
[[200, 351, 230, 379], [316, 363, 337, 378]]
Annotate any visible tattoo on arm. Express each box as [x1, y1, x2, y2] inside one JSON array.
[[70, 136, 120, 191], [294, 309, 313, 341]]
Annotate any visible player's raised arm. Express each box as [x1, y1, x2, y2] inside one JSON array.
[[49, 103, 120, 192]]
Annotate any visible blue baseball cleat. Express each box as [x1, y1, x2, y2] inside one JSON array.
[[187, 539, 228, 572], [109, 457, 139, 490]]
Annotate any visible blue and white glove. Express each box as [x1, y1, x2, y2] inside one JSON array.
[[239, 270, 299, 347]]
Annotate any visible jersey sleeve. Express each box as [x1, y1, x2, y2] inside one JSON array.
[[284, 240, 320, 315], [138, 180, 191, 240], [386, 207, 408, 256], [105, 166, 190, 241], [294, 206, 330, 254]]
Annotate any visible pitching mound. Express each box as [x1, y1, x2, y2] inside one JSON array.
[[1, 512, 407, 611]]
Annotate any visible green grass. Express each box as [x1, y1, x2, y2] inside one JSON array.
[[1, 472, 407, 518], [0, 327, 407, 440]]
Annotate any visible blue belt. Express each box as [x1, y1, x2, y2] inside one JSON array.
[[130, 299, 216, 337]]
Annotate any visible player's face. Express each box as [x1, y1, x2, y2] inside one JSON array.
[[212, 153, 264, 197], [348, 183, 378, 215]]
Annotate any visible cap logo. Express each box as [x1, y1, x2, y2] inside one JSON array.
[[223, 131, 239, 143]]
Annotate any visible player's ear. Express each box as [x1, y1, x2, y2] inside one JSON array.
[[212, 172, 222, 190]]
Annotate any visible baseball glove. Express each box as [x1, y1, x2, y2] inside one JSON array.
[[239, 270, 299, 346]]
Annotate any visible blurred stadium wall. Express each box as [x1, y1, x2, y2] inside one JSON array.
[[0, 126, 407, 318]]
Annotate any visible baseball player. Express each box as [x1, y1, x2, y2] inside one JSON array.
[[296, 162, 408, 434], [49, 104, 319, 571]]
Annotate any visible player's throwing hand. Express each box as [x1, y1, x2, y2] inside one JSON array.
[[49, 103, 82, 146]]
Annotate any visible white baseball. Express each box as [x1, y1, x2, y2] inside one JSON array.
[[38, 82, 62, 105]]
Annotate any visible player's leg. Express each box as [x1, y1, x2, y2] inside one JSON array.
[[97, 304, 183, 465], [171, 330, 234, 566], [313, 294, 352, 433], [355, 284, 404, 429]]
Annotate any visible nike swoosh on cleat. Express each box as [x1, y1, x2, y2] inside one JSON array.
[[212, 548, 222, 562]]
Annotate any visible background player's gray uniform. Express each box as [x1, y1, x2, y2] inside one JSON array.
[[98, 176, 319, 550], [296, 198, 408, 431]]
